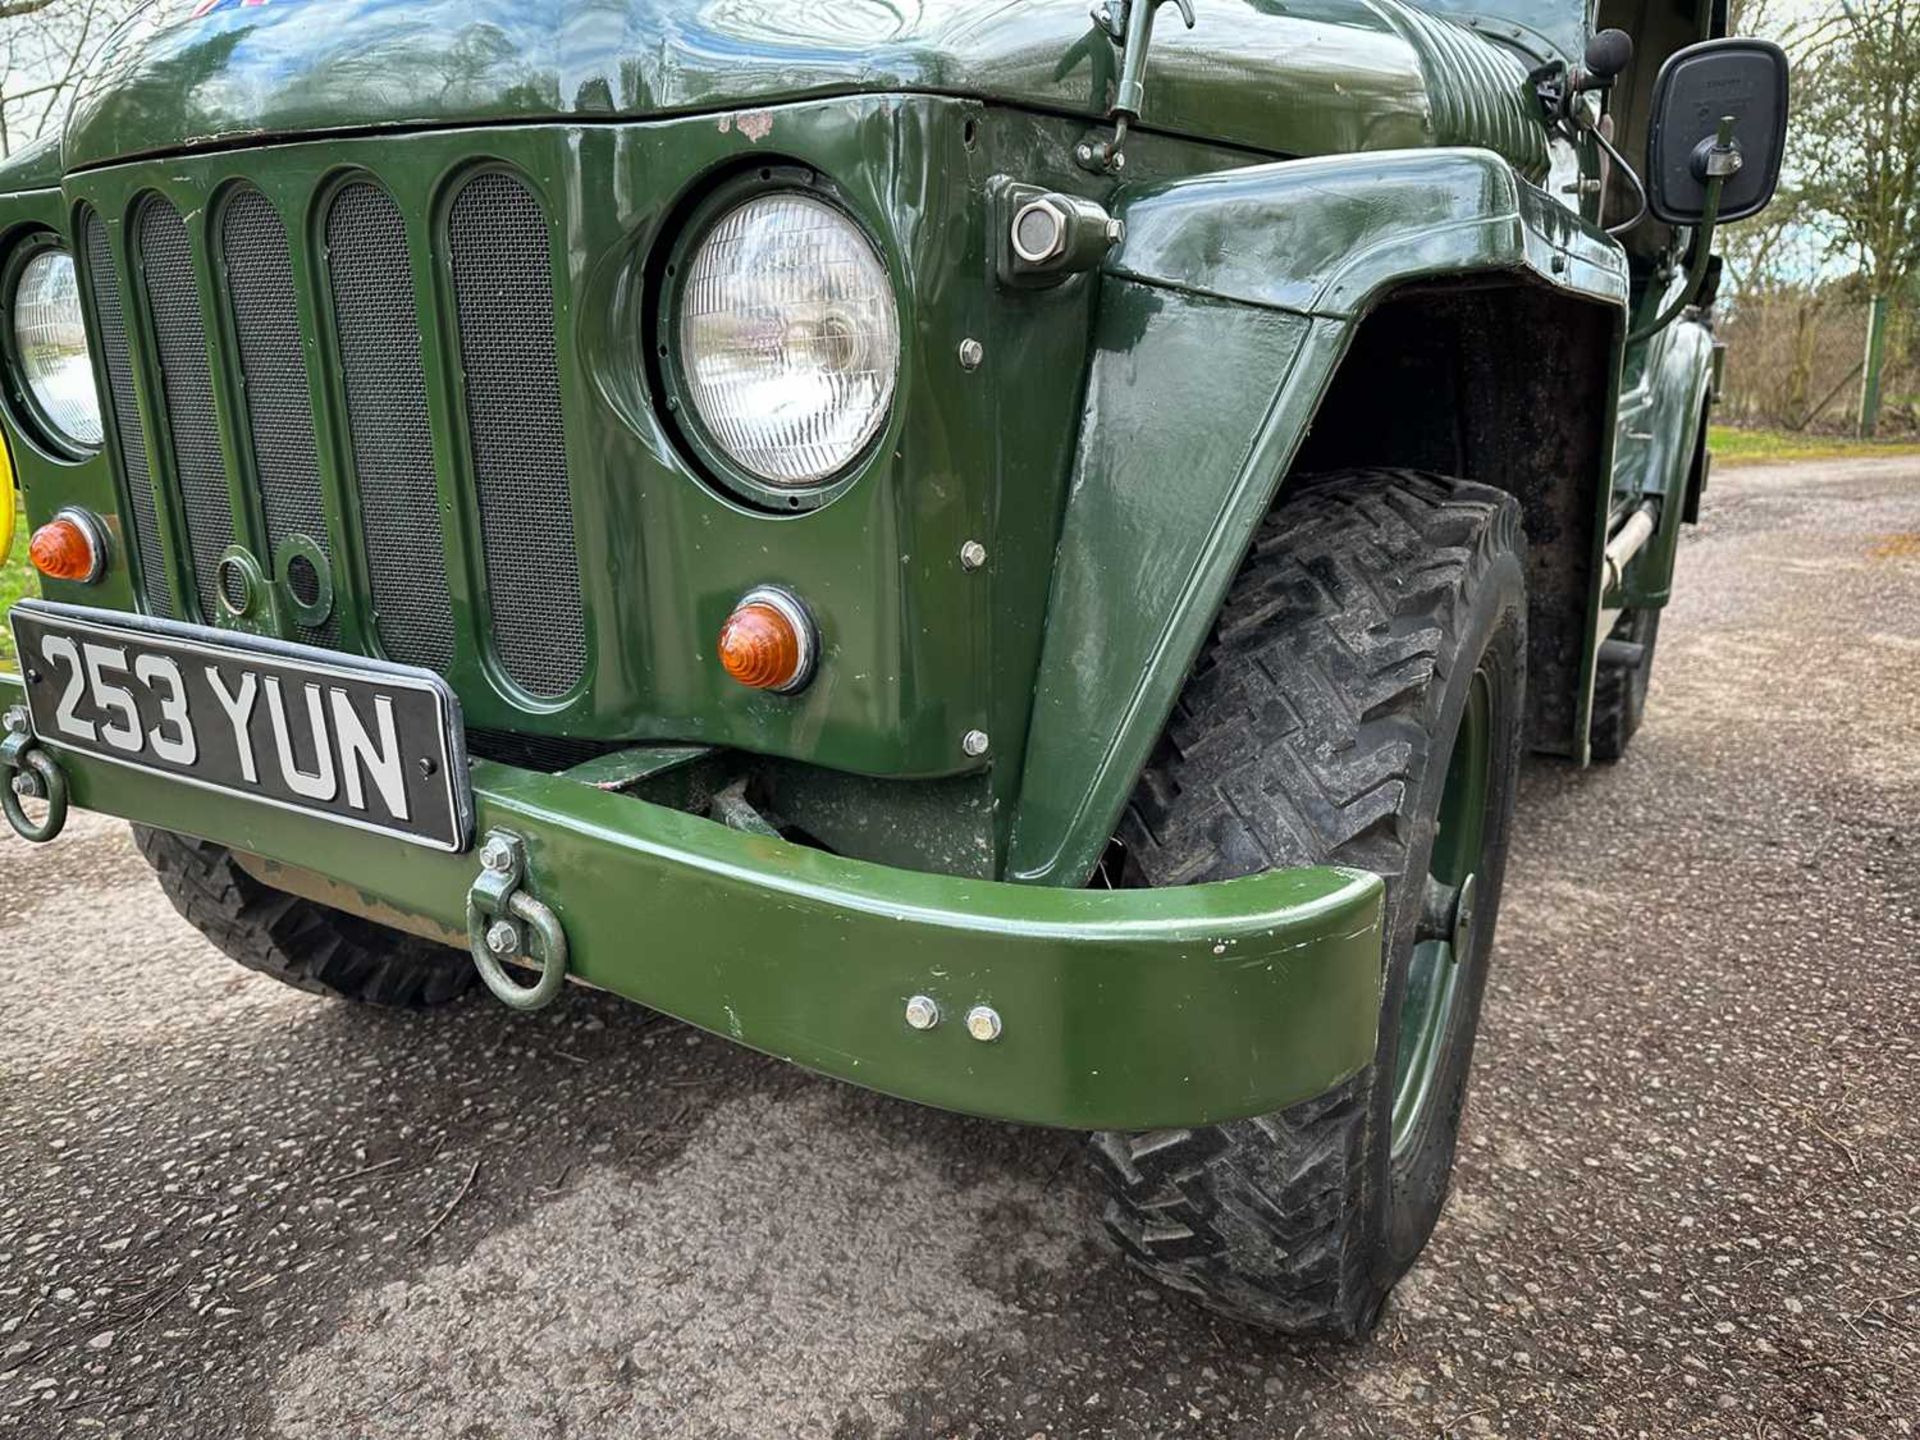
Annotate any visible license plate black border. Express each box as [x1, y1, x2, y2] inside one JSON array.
[[9, 599, 474, 854]]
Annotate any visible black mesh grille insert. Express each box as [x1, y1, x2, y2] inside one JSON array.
[[140, 199, 233, 623], [82, 212, 171, 619], [222, 189, 337, 645], [448, 173, 585, 698], [324, 182, 453, 674]]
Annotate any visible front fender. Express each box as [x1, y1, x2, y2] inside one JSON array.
[[1006, 149, 1627, 887]]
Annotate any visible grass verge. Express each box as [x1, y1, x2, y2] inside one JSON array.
[[1710, 425, 1920, 466], [0, 507, 37, 669]]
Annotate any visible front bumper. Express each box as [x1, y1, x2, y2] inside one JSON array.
[[0, 673, 1384, 1130]]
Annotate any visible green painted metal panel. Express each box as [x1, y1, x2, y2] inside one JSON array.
[[1008, 149, 1629, 887], [1616, 314, 1714, 610], [62, 0, 1550, 178], [12, 104, 1029, 779], [1107, 148, 1629, 317], [0, 185, 142, 620], [0, 677, 1384, 1130]]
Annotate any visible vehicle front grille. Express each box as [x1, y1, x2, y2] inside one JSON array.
[[79, 170, 587, 701], [81, 211, 170, 620], [221, 187, 336, 646], [448, 172, 585, 699], [138, 198, 232, 624], [324, 181, 455, 676]]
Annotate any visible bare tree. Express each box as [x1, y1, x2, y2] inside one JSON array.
[[1, 0, 146, 159]]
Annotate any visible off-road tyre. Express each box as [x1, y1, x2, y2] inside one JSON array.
[[1589, 608, 1661, 763], [1091, 468, 1528, 1338], [133, 826, 474, 1007]]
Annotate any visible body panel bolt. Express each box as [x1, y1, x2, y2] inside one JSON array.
[[960, 540, 987, 571], [904, 995, 940, 1030], [12, 772, 43, 801], [965, 1005, 1002, 1042], [958, 338, 984, 371], [3, 708, 28, 735], [480, 838, 513, 872], [962, 729, 990, 757], [486, 919, 522, 957]]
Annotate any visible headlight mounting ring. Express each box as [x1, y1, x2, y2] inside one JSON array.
[[1, 231, 103, 462], [654, 166, 901, 515]]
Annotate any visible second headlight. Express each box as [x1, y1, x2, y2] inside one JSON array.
[[677, 191, 899, 492]]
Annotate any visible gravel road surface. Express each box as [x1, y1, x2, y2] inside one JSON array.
[[1, 457, 1916, 1439]]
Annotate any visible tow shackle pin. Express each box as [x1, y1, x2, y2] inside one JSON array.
[[465, 830, 570, 1011], [0, 708, 67, 845]]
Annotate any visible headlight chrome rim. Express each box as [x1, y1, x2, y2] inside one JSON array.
[[660, 171, 901, 512], [4, 236, 103, 458]]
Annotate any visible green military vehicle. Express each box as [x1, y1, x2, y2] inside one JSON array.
[[0, 0, 1784, 1335]]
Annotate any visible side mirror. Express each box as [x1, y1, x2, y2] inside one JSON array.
[[1645, 38, 1790, 224]]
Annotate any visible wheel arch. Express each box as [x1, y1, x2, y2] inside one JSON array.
[[1004, 150, 1629, 886], [1285, 275, 1622, 765]]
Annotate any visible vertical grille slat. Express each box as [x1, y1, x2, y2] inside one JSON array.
[[324, 182, 454, 675], [82, 212, 171, 619], [139, 200, 233, 623], [140, 200, 233, 623], [222, 189, 337, 646], [448, 173, 585, 698]]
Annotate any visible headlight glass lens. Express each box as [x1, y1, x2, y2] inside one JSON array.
[[12, 250, 102, 449], [679, 193, 899, 489]]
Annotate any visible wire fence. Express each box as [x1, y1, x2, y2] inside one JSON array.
[[1715, 295, 1916, 436]]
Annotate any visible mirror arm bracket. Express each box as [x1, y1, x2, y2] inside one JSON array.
[[1626, 116, 1736, 345], [1079, 0, 1196, 174]]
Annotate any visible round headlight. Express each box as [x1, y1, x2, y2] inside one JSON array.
[[12, 250, 102, 450], [678, 192, 899, 490]]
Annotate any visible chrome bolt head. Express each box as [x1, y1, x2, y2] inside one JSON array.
[[1106, 217, 1127, 245], [962, 729, 990, 758], [1011, 198, 1069, 265], [11, 771, 42, 801], [960, 541, 988, 571], [904, 995, 940, 1031], [3, 707, 28, 735], [965, 1005, 1002, 1043], [485, 919, 522, 958], [957, 338, 985, 371], [480, 838, 514, 873]]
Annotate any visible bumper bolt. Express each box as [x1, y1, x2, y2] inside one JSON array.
[[3, 707, 29, 735], [480, 837, 514, 873], [485, 919, 522, 958], [958, 338, 984, 371], [11, 771, 43, 801], [960, 541, 987, 571], [965, 1005, 1002, 1043], [904, 994, 940, 1031], [962, 729, 990, 758]]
